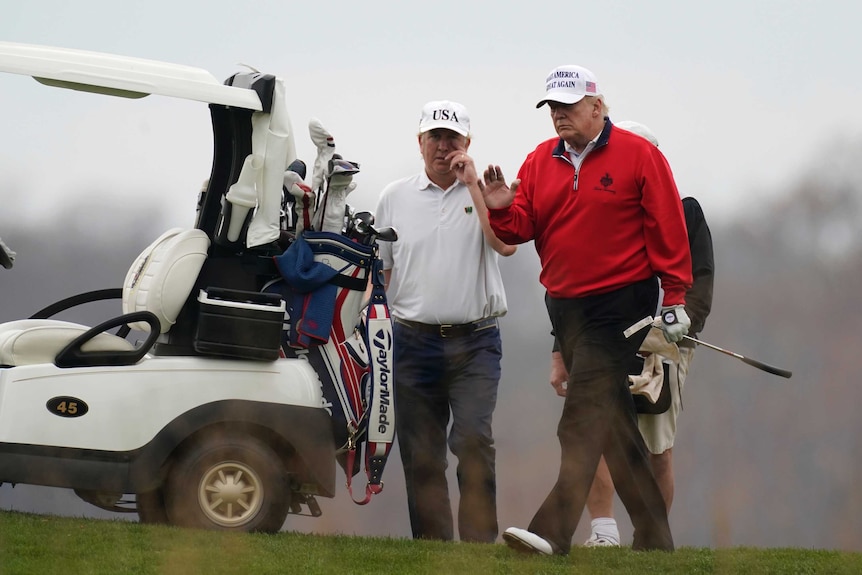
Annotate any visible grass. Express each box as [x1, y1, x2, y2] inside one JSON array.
[[1, 510, 861, 575]]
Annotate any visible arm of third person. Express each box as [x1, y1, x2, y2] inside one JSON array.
[[449, 150, 516, 257]]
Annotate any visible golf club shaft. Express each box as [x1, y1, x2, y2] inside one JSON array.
[[683, 335, 792, 379]]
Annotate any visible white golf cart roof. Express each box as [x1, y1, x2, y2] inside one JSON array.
[[1, 41, 293, 250], [0, 41, 262, 110]]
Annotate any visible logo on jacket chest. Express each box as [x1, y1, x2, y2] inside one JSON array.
[[593, 172, 616, 194]]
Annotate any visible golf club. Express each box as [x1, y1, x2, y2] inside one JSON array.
[[354, 211, 374, 226], [375, 226, 398, 243], [363, 224, 398, 245], [683, 335, 792, 378], [286, 158, 307, 180], [347, 212, 372, 243], [281, 159, 308, 233], [0, 236, 15, 269], [342, 204, 356, 235]]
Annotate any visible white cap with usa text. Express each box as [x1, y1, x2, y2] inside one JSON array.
[[418, 100, 471, 137]]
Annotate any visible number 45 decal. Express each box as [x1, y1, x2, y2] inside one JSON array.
[[46, 396, 89, 418]]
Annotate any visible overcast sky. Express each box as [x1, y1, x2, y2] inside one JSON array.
[[2, 0, 861, 227], [3, 2, 861, 548]]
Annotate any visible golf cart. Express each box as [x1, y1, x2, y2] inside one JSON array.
[[0, 42, 395, 532]]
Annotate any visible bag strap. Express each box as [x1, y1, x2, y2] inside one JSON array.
[[345, 256, 394, 505]]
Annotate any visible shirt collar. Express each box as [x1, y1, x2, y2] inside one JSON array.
[[564, 129, 602, 157], [419, 170, 460, 193], [551, 118, 613, 159]]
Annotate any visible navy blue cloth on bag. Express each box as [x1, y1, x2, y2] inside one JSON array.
[[274, 233, 340, 347]]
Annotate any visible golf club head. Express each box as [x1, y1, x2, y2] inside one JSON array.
[[371, 225, 398, 243], [286, 158, 307, 180], [354, 211, 375, 227], [0, 237, 15, 269], [328, 156, 360, 177], [352, 219, 372, 240], [353, 221, 369, 235]]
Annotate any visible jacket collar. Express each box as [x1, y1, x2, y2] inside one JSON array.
[[552, 117, 613, 158]]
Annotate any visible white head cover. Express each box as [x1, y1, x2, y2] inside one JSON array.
[[615, 120, 659, 147]]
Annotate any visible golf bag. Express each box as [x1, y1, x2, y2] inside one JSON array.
[[268, 229, 394, 504]]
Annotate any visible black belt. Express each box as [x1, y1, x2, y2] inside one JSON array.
[[394, 317, 498, 338]]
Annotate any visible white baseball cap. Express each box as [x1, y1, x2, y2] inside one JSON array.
[[536, 64, 601, 108], [418, 100, 471, 137], [616, 120, 660, 147]]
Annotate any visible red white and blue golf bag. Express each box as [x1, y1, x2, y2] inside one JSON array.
[[269, 229, 394, 504]]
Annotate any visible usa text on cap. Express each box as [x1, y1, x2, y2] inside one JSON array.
[[418, 100, 471, 137]]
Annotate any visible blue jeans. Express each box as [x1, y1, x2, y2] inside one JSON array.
[[394, 321, 502, 542]]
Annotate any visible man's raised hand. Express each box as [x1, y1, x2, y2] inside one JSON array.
[[481, 165, 518, 209]]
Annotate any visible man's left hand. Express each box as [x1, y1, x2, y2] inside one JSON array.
[[549, 351, 568, 397], [659, 305, 691, 343]]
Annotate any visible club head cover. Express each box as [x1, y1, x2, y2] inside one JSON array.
[[309, 118, 336, 195]]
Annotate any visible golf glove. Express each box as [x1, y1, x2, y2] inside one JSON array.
[[658, 305, 691, 343]]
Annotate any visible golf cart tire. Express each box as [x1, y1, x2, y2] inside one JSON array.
[[136, 488, 169, 525], [164, 433, 290, 533]]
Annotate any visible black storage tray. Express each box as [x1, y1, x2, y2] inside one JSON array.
[[194, 288, 285, 361]]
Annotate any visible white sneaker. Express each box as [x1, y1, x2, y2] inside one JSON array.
[[584, 533, 620, 547], [503, 527, 554, 555]]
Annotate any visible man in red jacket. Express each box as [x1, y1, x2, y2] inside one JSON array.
[[559, 121, 716, 548], [482, 64, 692, 555]]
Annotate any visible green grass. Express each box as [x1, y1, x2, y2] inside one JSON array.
[[1, 510, 860, 575]]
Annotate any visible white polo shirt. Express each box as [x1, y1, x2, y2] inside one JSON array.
[[375, 172, 507, 324]]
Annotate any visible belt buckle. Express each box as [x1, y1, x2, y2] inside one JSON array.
[[439, 324, 454, 338]]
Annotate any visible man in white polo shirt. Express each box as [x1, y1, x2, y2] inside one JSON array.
[[374, 100, 515, 542]]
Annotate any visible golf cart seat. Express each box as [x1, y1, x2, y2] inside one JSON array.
[[0, 228, 210, 368]]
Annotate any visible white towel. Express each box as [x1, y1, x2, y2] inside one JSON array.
[[628, 327, 679, 403]]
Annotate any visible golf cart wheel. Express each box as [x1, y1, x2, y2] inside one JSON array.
[[136, 488, 169, 525], [164, 434, 290, 533]]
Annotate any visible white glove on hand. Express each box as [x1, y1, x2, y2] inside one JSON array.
[[658, 305, 691, 343]]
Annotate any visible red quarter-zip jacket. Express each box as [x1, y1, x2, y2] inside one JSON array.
[[489, 119, 692, 305]]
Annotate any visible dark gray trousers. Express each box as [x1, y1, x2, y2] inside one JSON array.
[[529, 277, 674, 553]]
